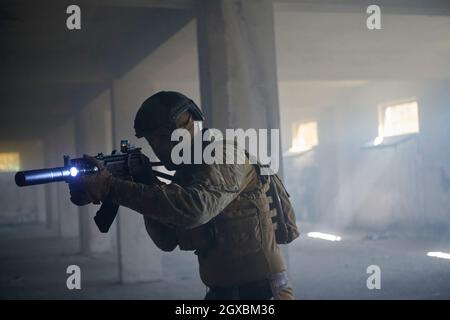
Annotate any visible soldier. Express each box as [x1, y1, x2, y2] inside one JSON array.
[[69, 91, 297, 300]]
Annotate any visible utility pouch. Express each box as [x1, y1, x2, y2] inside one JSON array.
[[267, 174, 300, 244]]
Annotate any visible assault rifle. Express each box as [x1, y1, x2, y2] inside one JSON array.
[[15, 140, 172, 233]]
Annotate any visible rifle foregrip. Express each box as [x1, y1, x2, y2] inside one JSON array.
[[94, 200, 119, 233]]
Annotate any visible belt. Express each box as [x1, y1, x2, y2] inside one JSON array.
[[205, 271, 290, 300]]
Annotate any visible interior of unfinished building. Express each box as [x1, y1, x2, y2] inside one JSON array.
[[1, 0, 450, 300]]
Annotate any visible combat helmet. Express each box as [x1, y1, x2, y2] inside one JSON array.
[[134, 91, 204, 138]]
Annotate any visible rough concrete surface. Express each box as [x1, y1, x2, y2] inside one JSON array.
[[1, 223, 449, 300]]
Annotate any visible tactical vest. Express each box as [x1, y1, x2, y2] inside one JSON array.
[[174, 160, 299, 257]]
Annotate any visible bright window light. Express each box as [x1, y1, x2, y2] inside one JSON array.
[[427, 251, 450, 260], [289, 121, 318, 153], [307, 232, 341, 242], [378, 99, 419, 139], [0, 152, 20, 172]]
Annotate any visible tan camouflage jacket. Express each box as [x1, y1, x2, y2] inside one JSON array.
[[109, 150, 287, 286]]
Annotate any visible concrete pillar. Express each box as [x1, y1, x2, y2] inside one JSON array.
[[111, 79, 163, 283], [74, 90, 117, 255], [196, 0, 288, 263], [54, 120, 79, 238], [43, 133, 59, 231], [196, 0, 283, 181], [33, 141, 47, 224], [108, 20, 201, 284], [196, 0, 281, 132], [35, 183, 47, 224], [43, 122, 79, 236]]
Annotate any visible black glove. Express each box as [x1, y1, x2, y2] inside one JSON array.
[[69, 155, 113, 206]]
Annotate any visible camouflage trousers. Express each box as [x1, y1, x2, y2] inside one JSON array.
[[204, 272, 295, 300]]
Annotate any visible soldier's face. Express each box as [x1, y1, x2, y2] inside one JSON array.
[[144, 129, 177, 170]]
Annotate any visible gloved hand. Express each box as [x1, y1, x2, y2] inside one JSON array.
[[69, 155, 113, 206]]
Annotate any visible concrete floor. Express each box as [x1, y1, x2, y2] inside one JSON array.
[[1, 222, 449, 299]]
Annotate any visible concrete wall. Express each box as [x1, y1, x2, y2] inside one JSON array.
[[280, 80, 450, 232], [0, 140, 46, 225], [71, 90, 116, 254], [40, 121, 79, 237], [43, 133, 60, 231], [110, 20, 200, 283], [279, 81, 358, 223], [53, 120, 79, 238], [75, 90, 116, 254]]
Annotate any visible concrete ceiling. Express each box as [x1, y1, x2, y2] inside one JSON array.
[[1, 0, 449, 141], [0, 0, 194, 140], [275, 3, 450, 81]]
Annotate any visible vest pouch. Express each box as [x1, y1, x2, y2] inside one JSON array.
[[214, 208, 262, 258], [269, 174, 300, 244], [177, 221, 217, 251]]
